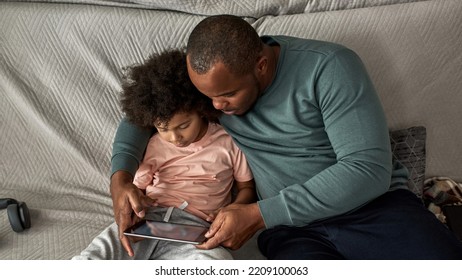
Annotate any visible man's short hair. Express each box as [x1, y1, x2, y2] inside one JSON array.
[[187, 15, 263, 76]]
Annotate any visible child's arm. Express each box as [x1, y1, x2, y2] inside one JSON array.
[[206, 179, 256, 222], [232, 179, 257, 205]]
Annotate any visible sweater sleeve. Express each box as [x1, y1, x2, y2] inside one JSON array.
[[110, 118, 154, 177], [258, 48, 396, 228]]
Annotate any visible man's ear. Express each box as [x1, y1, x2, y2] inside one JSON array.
[[255, 55, 268, 76]]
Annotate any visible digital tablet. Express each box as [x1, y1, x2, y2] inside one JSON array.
[[124, 220, 209, 245]]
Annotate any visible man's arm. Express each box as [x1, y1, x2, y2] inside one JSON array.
[[111, 118, 153, 176], [258, 48, 401, 228], [110, 118, 156, 256]]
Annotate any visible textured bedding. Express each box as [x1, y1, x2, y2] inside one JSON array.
[[2, 0, 426, 16], [1, 0, 462, 259]]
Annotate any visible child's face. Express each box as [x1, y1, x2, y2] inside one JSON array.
[[154, 111, 208, 148]]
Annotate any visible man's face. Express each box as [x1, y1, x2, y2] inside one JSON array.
[[187, 59, 260, 116]]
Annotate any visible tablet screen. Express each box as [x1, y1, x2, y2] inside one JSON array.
[[124, 220, 208, 244]]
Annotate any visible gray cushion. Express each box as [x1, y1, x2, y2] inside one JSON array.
[[389, 126, 426, 197]]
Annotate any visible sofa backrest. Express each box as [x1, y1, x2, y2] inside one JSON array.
[[1, 1, 461, 206]]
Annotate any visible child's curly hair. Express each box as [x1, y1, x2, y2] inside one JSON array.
[[120, 49, 220, 128]]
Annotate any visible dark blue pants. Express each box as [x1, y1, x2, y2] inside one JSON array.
[[258, 189, 462, 259]]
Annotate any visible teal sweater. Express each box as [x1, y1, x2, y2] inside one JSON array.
[[112, 36, 408, 228]]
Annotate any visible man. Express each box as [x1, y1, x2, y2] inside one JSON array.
[[111, 15, 462, 259]]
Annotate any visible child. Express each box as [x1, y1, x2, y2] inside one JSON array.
[[73, 50, 255, 260]]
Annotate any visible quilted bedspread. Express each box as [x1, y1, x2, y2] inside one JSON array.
[[1, 0, 462, 259]]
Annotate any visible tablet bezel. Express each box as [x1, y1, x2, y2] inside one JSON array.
[[123, 219, 209, 245]]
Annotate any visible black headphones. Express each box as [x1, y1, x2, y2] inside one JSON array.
[[0, 198, 31, 232]]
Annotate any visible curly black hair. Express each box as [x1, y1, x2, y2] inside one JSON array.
[[120, 49, 220, 128]]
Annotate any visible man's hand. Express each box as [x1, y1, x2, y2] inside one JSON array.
[[196, 203, 265, 250], [110, 170, 156, 257], [206, 207, 223, 222]]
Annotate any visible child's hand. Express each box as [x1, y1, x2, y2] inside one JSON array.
[[206, 208, 223, 222], [127, 235, 145, 244]]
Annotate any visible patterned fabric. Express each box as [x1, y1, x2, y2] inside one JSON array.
[[7, 0, 426, 17], [423, 177, 462, 223], [389, 126, 426, 197]]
